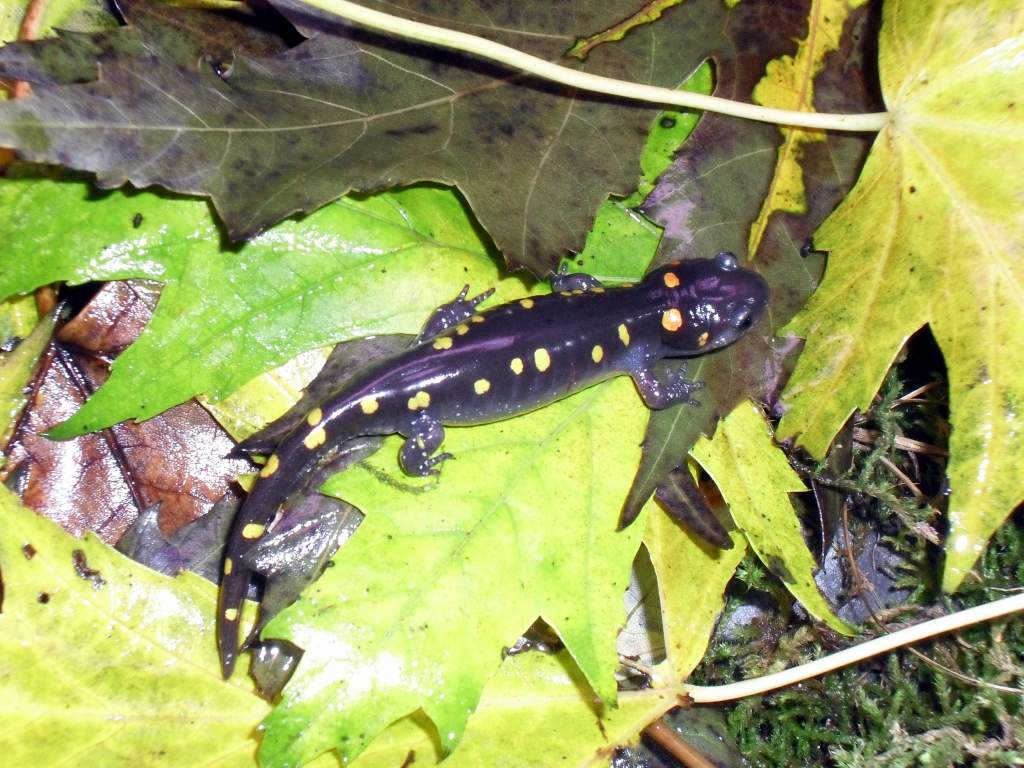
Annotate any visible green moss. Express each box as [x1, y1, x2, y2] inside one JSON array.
[[692, 352, 1024, 765]]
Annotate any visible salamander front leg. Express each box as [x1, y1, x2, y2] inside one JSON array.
[[631, 363, 704, 409], [549, 263, 604, 293], [416, 285, 495, 343], [399, 413, 452, 476]]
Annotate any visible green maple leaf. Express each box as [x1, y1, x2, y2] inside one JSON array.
[[343, 648, 680, 768], [0, 176, 520, 437], [259, 377, 648, 766], [777, 0, 1024, 590]]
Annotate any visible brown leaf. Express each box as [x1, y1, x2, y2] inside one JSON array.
[[2, 281, 250, 542]]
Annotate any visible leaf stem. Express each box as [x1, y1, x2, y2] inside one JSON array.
[[295, 0, 890, 132], [679, 592, 1024, 703]]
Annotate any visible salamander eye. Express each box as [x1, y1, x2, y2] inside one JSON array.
[[734, 306, 755, 331], [715, 251, 738, 271]]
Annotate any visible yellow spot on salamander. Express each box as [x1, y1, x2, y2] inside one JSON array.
[[224, 608, 239, 622], [618, 323, 630, 346], [663, 272, 680, 288], [259, 454, 280, 478], [303, 425, 327, 449], [698, 331, 710, 347], [572, 289, 584, 295], [519, 298, 534, 309], [471, 315, 485, 323], [592, 286, 605, 293], [591, 345, 604, 363], [474, 378, 491, 395], [534, 348, 551, 372], [456, 324, 470, 335], [360, 396, 379, 414], [510, 357, 524, 375], [407, 390, 431, 411], [242, 523, 265, 539], [662, 308, 684, 331], [559, 291, 572, 297], [223, 557, 233, 575], [433, 336, 453, 350], [306, 407, 323, 426]]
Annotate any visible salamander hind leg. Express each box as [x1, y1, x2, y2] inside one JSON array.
[[631, 363, 704, 409], [399, 413, 452, 476], [416, 285, 495, 343]]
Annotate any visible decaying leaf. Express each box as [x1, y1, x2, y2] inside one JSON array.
[[2, 280, 249, 541], [0, 0, 743, 274]]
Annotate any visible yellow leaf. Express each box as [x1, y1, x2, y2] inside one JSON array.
[[694, 402, 854, 634], [0, 485, 271, 767], [777, 0, 1024, 590], [749, 0, 870, 252]]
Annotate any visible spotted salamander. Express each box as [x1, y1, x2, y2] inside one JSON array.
[[217, 253, 768, 676]]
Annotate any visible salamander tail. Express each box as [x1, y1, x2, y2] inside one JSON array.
[[217, 559, 249, 678]]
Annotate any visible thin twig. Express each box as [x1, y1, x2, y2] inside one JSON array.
[[296, 0, 890, 132], [676, 594, 1024, 703], [10, 0, 47, 98], [644, 720, 717, 768]]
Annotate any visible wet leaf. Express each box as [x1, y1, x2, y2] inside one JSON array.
[[643, 490, 747, 681], [624, 0, 880, 522], [1, 0, 730, 273], [692, 401, 854, 635], [776, 0, 1024, 590], [622, 0, 810, 519], [260, 377, 648, 766], [2, 281, 249, 541], [0, 305, 55, 446], [653, 465, 733, 550], [0, 484, 271, 767], [0, 175, 521, 437], [115, 498, 234, 583]]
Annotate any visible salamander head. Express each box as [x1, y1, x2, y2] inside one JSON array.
[[645, 252, 769, 354]]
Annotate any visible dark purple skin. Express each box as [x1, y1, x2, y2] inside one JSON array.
[[217, 252, 769, 676]]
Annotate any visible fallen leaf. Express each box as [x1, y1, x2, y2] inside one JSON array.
[[259, 377, 648, 766], [0, 484, 270, 767], [776, 0, 1024, 591], [2, 280, 250, 540], [0, 0, 736, 273], [0, 175, 524, 437], [643, 489, 748, 680], [692, 401, 854, 635]]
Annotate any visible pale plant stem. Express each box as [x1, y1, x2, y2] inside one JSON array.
[[296, 0, 890, 132], [676, 593, 1024, 703]]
